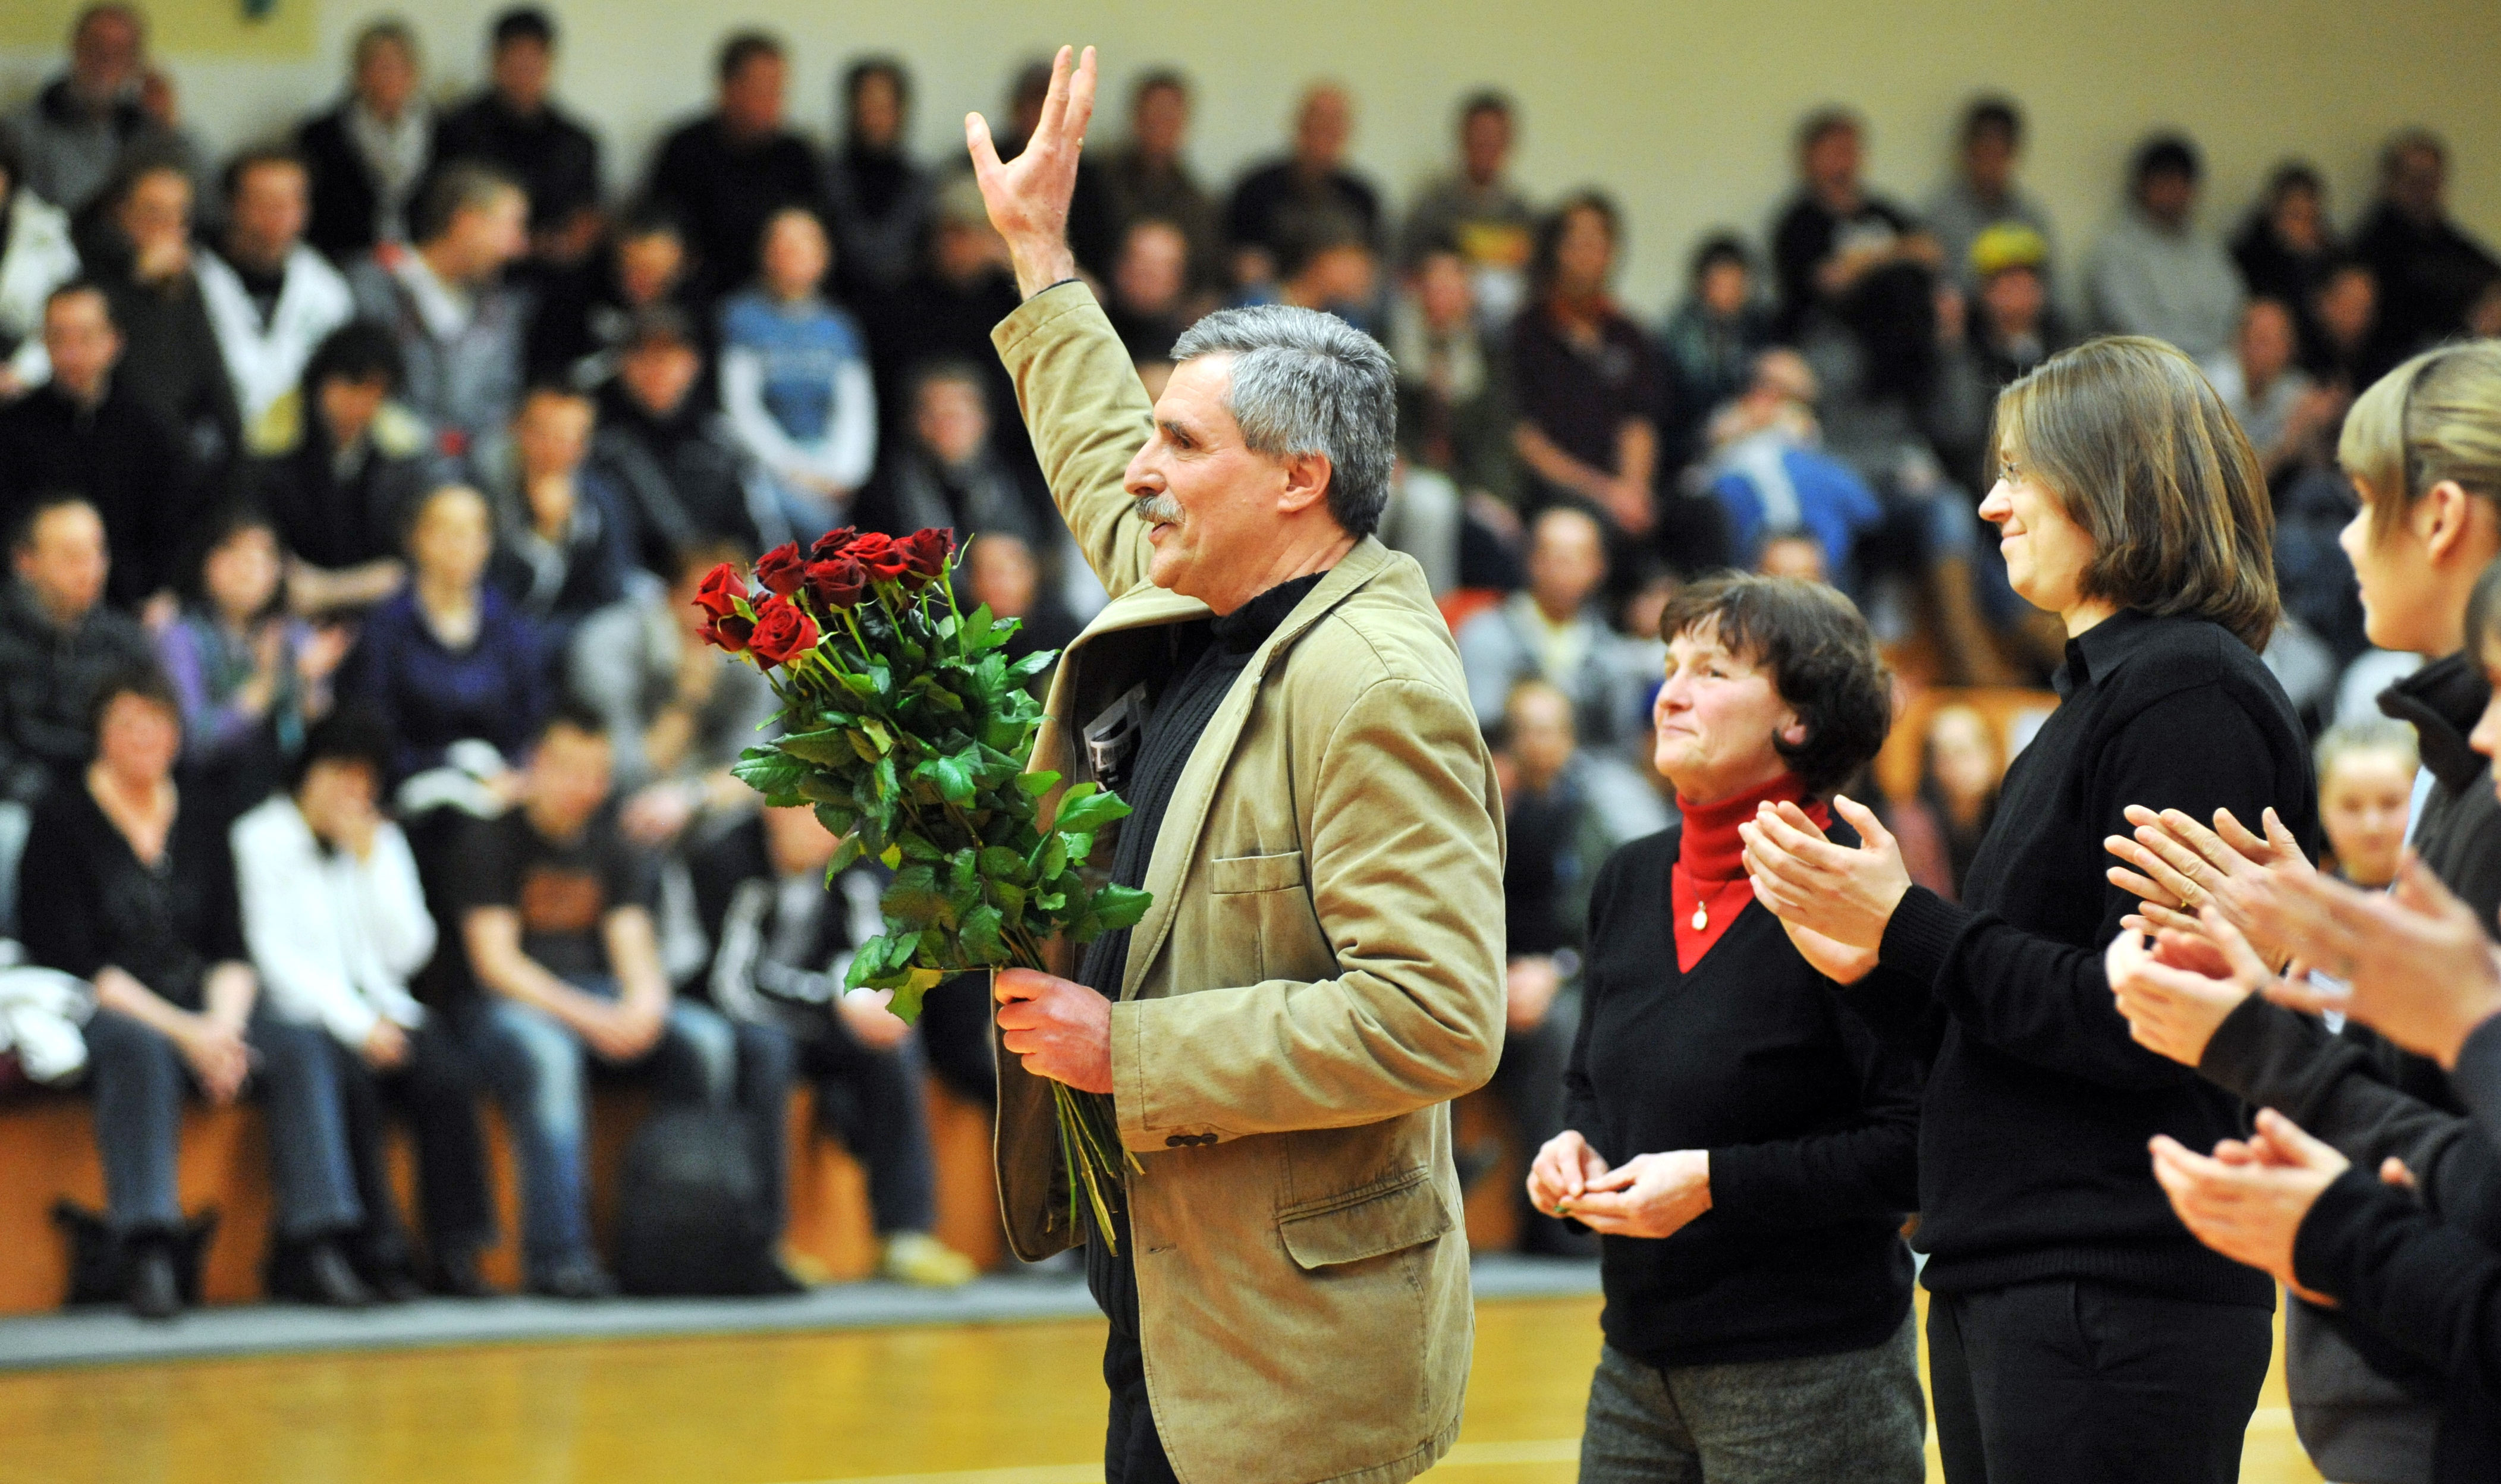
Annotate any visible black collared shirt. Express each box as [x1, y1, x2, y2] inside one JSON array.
[[1861, 608, 2318, 1303]]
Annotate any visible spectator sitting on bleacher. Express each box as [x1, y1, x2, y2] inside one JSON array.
[[1391, 243, 1522, 526], [568, 540, 775, 850], [74, 157, 242, 477], [155, 503, 348, 832], [2084, 133, 2244, 363], [589, 306, 772, 568], [343, 483, 543, 792], [822, 59, 937, 305], [247, 320, 431, 620], [0, 282, 197, 609], [1456, 505, 1669, 837], [1, 4, 197, 220], [453, 705, 793, 1298], [1478, 680, 1620, 1256], [0, 133, 84, 396], [25, 666, 367, 1318], [718, 206, 876, 540], [526, 201, 700, 393], [859, 360, 1049, 552], [349, 161, 531, 463], [476, 384, 642, 647], [195, 146, 354, 434], [0, 495, 154, 805], [294, 18, 431, 265], [1399, 91, 1536, 326], [430, 7, 606, 273], [232, 708, 498, 1299], [1657, 234, 1776, 449], [643, 32, 824, 305], [1102, 218, 1194, 363], [1701, 348, 1882, 580], [686, 804, 979, 1288]]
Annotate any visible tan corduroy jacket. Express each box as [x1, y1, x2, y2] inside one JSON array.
[[989, 284, 1507, 1484]]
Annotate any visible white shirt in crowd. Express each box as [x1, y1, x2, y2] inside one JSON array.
[[230, 794, 436, 1049], [197, 244, 355, 430]]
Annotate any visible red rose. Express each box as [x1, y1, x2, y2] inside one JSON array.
[[753, 542, 806, 595], [850, 532, 909, 582], [703, 611, 755, 652], [809, 526, 860, 561], [901, 527, 955, 580], [747, 596, 819, 666], [806, 554, 868, 607], [692, 562, 745, 618]]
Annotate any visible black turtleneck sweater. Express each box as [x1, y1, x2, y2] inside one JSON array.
[[1858, 609, 2317, 1305]]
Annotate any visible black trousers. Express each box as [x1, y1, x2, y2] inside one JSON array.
[[333, 1018, 497, 1271], [1926, 1279, 2273, 1484], [1089, 1206, 1180, 1484]]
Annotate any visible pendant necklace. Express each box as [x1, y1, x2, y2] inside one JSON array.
[[1689, 878, 1749, 933]]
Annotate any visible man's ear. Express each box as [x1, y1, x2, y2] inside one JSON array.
[[1276, 452, 1334, 517]]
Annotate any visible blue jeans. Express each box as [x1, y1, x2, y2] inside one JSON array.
[[84, 1005, 362, 1241], [462, 982, 786, 1278]]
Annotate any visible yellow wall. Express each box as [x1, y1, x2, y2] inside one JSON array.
[[0, 0, 312, 60], [4, 0, 2497, 311]]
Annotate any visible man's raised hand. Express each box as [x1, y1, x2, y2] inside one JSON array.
[[966, 44, 1097, 298]]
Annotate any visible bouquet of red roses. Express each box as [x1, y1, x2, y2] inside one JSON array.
[[696, 526, 1147, 1242]]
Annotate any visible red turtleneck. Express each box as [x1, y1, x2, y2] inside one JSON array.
[[1671, 773, 1828, 973]]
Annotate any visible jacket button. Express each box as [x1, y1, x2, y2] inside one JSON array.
[[1195, 1134, 1218, 1146], [1165, 1134, 1190, 1147]]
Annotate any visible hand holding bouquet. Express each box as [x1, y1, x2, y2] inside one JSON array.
[[698, 527, 1148, 1241]]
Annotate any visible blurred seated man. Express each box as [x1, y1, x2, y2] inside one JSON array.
[[248, 321, 431, 619], [350, 161, 531, 462], [73, 159, 239, 474], [3, 4, 198, 218], [855, 177, 1028, 476], [1223, 81, 1382, 291], [1269, 225, 1382, 335], [1768, 108, 1941, 342], [642, 32, 822, 303], [1658, 234, 1775, 443], [1932, 224, 2072, 494], [0, 496, 153, 804], [25, 668, 359, 1318], [1104, 217, 1193, 363], [859, 359, 1052, 552], [1455, 506, 1667, 836], [197, 146, 353, 433], [2085, 134, 2243, 362], [1922, 96, 2056, 297], [453, 705, 792, 1297], [589, 306, 769, 567], [2354, 129, 2500, 371], [686, 804, 981, 1287], [1399, 91, 1535, 325], [232, 708, 498, 1297], [1701, 348, 1881, 579], [475, 384, 639, 645], [431, 7, 604, 272], [568, 540, 775, 849], [1479, 680, 1619, 1255], [2304, 256, 2382, 393], [0, 281, 196, 606], [527, 202, 699, 391], [1095, 70, 1222, 298]]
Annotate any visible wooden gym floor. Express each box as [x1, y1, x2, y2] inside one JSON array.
[[0, 1293, 2321, 1484]]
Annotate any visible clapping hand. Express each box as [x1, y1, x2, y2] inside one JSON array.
[[2103, 804, 2309, 951], [2104, 908, 2266, 1067], [1739, 796, 1912, 954], [2150, 1109, 2350, 1304], [966, 45, 1095, 297], [2226, 855, 2501, 1068]]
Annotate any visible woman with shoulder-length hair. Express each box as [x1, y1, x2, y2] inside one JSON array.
[[1532, 572, 1925, 1484], [1739, 335, 2320, 1484]]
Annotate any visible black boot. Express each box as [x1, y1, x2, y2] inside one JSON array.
[[124, 1238, 181, 1321], [429, 1241, 500, 1299], [271, 1238, 375, 1307]]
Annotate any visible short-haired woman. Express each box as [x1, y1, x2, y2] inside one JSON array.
[[1742, 336, 2318, 1484], [23, 669, 367, 1318], [1531, 573, 1922, 1483]]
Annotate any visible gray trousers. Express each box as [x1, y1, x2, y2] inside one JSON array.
[[1579, 1313, 1925, 1484]]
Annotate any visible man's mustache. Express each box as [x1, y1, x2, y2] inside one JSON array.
[[1133, 493, 1183, 526]]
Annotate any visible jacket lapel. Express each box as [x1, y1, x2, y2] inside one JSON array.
[[1118, 537, 1399, 1000]]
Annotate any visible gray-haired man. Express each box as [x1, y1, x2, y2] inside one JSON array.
[[970, 47, 1507, 1484]]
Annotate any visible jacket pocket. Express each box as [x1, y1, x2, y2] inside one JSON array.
[[1208, 849, 1306, 895], [1278, 1168, 1453, 1269]]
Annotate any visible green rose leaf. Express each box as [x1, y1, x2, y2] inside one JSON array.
[[959, 904, 1006, 964], [882, 865, 951, 928], [1015, 769, 1063, 798], [1054, 788, 1132, 835]]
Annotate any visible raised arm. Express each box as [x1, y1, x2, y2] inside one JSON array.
[[971, 47, 1160, 599]]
